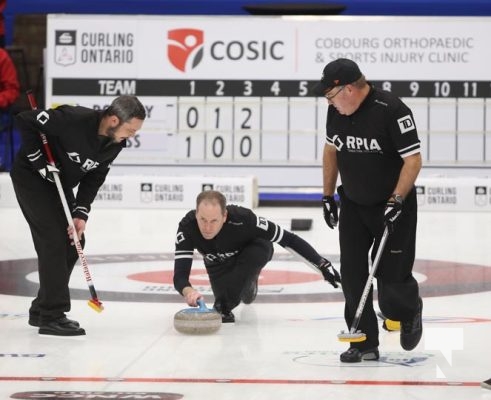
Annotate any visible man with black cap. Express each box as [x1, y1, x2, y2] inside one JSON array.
[[313, 58, 423, 362]]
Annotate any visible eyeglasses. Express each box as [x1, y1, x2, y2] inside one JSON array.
[[324, 85, 346, 101]]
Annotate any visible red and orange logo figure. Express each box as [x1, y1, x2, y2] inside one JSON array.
[[167, 29, 204, 72]]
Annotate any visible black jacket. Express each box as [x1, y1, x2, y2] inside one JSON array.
[[326, 85, 420, 206], [12, 105, 125, 220], [173, 205, 325, 294]]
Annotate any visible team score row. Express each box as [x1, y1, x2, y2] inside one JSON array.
[[179, 133, 260, 161], [121, 129, 258, 160], [374, 80, 491, 98], [179, 104, 259, 131]]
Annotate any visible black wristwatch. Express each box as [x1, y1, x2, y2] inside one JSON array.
[[391, 194, 404, 204]]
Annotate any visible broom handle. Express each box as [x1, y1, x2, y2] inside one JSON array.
[[349, 227, 390, 334]]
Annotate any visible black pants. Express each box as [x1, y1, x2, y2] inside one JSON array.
[[338, 186, 419, 350], [10, 167, 83, 323], [207, 238, 273, 312]]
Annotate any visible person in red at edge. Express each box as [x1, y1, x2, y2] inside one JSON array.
[[0, 46, 19, 171], [0, 0, 6, 48], [0, 47, 20, 109]]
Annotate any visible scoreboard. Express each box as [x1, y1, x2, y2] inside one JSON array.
[[52, 78, 491, 99], [46, 15, 491, 188]]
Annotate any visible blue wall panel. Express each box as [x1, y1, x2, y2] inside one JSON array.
[[6, 0, 491, 44]]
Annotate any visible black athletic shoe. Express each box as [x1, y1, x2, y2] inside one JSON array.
[[39, 318, 86, 336], [29, 315, 80, 328], [220, 311, 235, 323], [213, 302, 235, 323], [400, 297, 423, 351], [340, 347, 379, 363], [481, 378, 491, 390], [241, 276, 259, 304]]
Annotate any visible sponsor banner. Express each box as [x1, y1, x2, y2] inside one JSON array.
[[3, 174, 491, 210], [415, 177, 491, 210], [0, 174, 257, 209], [93, 174, 257, 208], [47, 15, 491, 80], [44, 14, 491, 184]]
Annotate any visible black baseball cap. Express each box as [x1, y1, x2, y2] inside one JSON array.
[[312, 58, 362, 95]]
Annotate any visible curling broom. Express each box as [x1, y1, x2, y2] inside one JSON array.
[[338, 226, 389, 342]]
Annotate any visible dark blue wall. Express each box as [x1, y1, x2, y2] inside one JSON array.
[[5, 0, 491, 44]]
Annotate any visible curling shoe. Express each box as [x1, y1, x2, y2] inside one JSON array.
[[214, 302, 236, 323], [340, 347, 379, 363], [39, 317, 86, 336], [220, 311, 235, 323], [29, 314, 80, 328], [400, 297, 423, 351], [241, 275, 259, 305]]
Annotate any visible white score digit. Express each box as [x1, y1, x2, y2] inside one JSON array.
[[298, 81, 308, 96], [434, 81, 450, 97], [244, 80, 252, 96], [270, 81, 280, 96], [382, 81, 392, 92], [409, 81, 419, 97], [216, 80, 225, 96], [463, 82, 477, 97]]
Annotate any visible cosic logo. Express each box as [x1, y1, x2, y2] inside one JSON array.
[[168, 29, 204, 72], [167, 28, 285, 73], [210, 40, 284, 61]]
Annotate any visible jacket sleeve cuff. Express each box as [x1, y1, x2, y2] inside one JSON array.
[[27, 149, 48, 171], [72, 205, 89, 221]]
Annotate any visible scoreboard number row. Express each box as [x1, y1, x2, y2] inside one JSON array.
[[53, 78, 491, 98]]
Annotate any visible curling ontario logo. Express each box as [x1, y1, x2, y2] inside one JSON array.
[[475, 186, 488, 207], [54, 30, 77, 66], [167, 28, 204, 72]]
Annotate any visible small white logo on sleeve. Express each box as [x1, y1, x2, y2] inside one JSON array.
[[175, 231, 185, 244], [397, 115, 415, 134], [67, 152, 81, 163], [36, 111, 50, 125], [257, 216, 269, 231]]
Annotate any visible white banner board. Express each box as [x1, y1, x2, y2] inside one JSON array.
[[2, 173, 491, 212], [0, 174, 258, 209], [45, 15, 491, 188]]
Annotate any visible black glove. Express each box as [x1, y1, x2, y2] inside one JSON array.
[[319, 258, 341, 288], [384, 194, 403, 233], [38, 164, 60, 183], [322, 195, 338, 229]]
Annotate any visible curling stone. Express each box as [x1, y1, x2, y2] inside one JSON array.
[[174, 299, 222, 334]]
